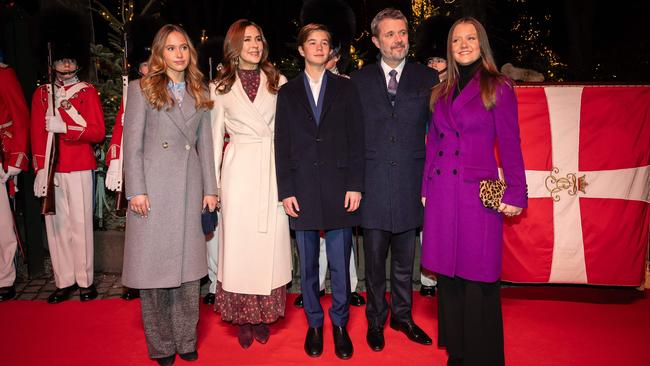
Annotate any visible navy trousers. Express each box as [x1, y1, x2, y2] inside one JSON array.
[[295, 228, 352, 327]]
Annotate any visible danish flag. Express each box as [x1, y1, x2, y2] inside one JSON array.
[[502, 86, 650, 286]]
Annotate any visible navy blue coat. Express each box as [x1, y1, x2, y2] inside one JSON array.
[[275, 71, 365, 231], [351, 62, 438, 233]]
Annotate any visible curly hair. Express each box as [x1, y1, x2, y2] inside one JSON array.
[[213, 19, 280, 95], [140, 24, 213, 110]]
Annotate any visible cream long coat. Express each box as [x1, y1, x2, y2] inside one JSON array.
[[210, 72, 291, 296]]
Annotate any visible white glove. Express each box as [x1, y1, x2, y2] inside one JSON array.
[[0, 166, 21, 184], [105, 160, 122, 191], [45, 115, 67, 133], [34, 170, 48, 197]]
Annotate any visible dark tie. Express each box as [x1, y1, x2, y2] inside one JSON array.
[[387, 69, 398, 105]]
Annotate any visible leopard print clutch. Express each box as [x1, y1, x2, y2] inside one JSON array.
[[479, 179, 507, 210]]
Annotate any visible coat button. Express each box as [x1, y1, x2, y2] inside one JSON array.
[[436, 169, 441, 175], [316, 138, 323, 142], [439, 132, 444, 139], [185, 144, 191, 150], [390, 136, 396, 143], [390, 161, 397, 166], [162, 141, 169, 148], [455, 150, 459, 156], [455, 131, 460, 137], [452, 169, 458, 175], [438, 151, 443, 156]]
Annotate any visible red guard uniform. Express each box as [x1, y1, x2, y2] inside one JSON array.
[[106, 103, 123, 166], [0, 64, 29, 288], [31, 80, 105, 288]]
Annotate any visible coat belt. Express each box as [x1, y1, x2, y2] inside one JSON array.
[[229, 134, 272, 233]]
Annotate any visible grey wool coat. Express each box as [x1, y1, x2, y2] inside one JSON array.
[[121, 80, 217, 289]]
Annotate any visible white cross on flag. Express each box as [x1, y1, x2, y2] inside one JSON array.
[[502, 86, 650, 286]]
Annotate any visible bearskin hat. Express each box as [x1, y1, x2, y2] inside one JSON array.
[[35, 6, 90, 70], [414, 16, 455, 64], [300, 0, 356, 49], [125, 15, 165, 78]]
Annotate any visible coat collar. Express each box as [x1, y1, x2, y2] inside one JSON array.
[[451, 71, 481, 113], [290, 71, 339, 131], [231, 71, 273, 136], [373, 61, 416, 109]]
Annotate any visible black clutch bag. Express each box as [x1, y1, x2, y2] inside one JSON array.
[[479, 179, 507, 210], [201, 209, 218, 235]]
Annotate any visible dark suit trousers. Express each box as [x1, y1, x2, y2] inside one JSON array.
[[363, 228, 416, 327], [295, 228, 352, 327], [437, 274, 504, 366], [140, 280, 200, 359]]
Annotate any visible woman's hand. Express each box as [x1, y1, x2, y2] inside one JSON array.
[[203, 195, 219, 212], [498, 202, 522, 217], [130, 194, 150, 217], [345, 191, 362, 212]]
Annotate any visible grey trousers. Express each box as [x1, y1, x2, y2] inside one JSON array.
[[140, 280, 200, 359]]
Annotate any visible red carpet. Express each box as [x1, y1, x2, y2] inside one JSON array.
[[1, 288, 648, 365]]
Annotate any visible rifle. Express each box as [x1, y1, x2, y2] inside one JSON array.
[[114, 33, 129, 216], [41, 42, 57, 215]]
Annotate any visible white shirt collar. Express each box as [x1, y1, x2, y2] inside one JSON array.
[[305, 69, 326, 107], [380, 58, 406, 84]]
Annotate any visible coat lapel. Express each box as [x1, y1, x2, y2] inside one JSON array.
[[165, 104, 191, 141], [318, 71, 338, 127], [232, 72, 275, 136], [291, 73, 318, 134], [373, 63, 393, 108]]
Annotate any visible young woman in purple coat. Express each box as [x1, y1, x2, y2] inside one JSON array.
[[421, 17, 527, 366]]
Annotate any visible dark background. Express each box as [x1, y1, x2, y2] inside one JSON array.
[[3, 0, 650, 91]]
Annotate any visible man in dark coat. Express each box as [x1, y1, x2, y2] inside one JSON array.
[[275, 24, 364, 360], [350, 8, 438, 351]]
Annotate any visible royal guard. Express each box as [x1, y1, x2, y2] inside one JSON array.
[[0, 63, 30, 302], [105, 15, 162, 301], [31, 9, 105, 304]]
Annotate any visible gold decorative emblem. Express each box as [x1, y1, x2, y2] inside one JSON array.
[[545, 167, 588, 202], [60, 99, 72, 110]]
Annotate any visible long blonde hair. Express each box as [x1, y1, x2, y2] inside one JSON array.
[[214, 19, 280, 95], [140, 24, 213, 110], [429, 17, 509, 111]]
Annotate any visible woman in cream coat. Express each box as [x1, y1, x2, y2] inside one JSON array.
[[210, 19, 291, 348]]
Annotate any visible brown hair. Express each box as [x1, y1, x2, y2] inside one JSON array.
[[429, 17, 510, 111], [297, 23, 332, 47], [213, 19, 280, 95], [370, 8, 408, 37], [140, 24, 213, 110]]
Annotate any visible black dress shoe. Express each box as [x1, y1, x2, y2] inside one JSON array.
[[419, 284, 437, 297], [389, 318, 432, 345], [349, 291, 366, 306], [333, 326, 353, 359], [366, 326, 385, 351], [294, 294, 304, 308], [47, 284, 78, 304], [79, 284, 98, 301], [304, 327, 323, 357], [154, 354, 175, 366], [121, 288, 140, 301], [179, 350, 198, 361], [203, 293, 215, 305], [0, 285, 16, 302]]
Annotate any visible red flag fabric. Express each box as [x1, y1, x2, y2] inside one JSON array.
[[502, 86, 650, 286]]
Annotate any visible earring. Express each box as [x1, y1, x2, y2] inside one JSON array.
[[235, 57, 239, 66]]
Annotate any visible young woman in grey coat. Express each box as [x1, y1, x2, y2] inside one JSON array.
[[122, 24, 218, 366]]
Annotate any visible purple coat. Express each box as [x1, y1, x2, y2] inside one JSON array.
[[421, 73, 527, 283]]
